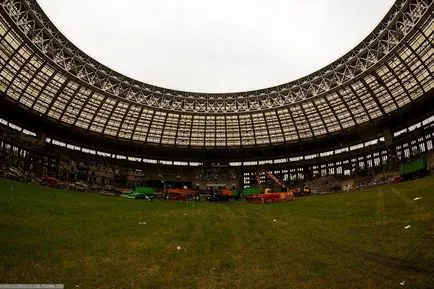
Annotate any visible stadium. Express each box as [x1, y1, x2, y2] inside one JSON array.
[[0, 0, 433, 288]]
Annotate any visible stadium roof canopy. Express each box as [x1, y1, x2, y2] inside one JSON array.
[[0, 0, 433, 161]]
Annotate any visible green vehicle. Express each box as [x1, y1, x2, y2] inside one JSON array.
[[234, 186, 261, 200], [121, 186, 155, 200], [400, 156, 428, 180], [242, 186, 261, 196]]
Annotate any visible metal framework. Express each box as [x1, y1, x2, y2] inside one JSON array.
[[0, 0, 433, 148]]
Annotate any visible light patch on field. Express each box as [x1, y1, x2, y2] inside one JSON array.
[[392, 188, 421, 208], [392, 188, 427, 219], [376, 190, 386, 226]]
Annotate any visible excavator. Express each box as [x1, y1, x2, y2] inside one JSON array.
[[246, 169, 294, 203]]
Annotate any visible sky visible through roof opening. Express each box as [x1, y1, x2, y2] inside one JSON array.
[[37, 0, 395, 93]]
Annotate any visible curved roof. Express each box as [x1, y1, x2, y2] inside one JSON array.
[[0, 0, 433, 149]]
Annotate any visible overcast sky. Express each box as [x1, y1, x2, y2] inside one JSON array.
[[37, 0, 394, 93]]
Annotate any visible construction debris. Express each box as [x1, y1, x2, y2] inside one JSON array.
[[305, 171, 401, 193]]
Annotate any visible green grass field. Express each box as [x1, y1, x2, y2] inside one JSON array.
[[0, 176, 433, 289]]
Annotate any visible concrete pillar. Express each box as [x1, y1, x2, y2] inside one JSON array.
[[383, 129, 394, 147]]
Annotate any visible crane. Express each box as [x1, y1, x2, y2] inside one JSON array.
[[247, 169, 294, 203], [256, 169, 287, 192]]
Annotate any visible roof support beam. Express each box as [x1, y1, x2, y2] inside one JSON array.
[[158, 112, 169, 145], [286, 108, 301, 141], [395, 52, 425, 96], [383, 62, 412, 104], [311, 100, 330, 134], [4, 43, 36, 97], [88, 94, 109, 131], [403, 41, 431, 92], [16, 58, 48, 104], [130, 105, 145, 141], [416, 26, 434, 50], [115, 102, 133, 138], [30, 68, 62, 111], [248, 114, 258, 147], [144, 110, 156, 143], [187, 114, 194, 148], [173, 113, 182, 147], [323, 95, 343, 130], [347, 84, 374, 119], [274, 110, 286, 143], [0, 41, 26, 78], [264, 113, 273, 145], [31, 69, 63, 109], [372, 71, 399, 109], [223, 116, 228, 148], [58, 84, 82, 122], [334, 90, 359, 125], [298, 103, 316, 138], [44, 78, 71, 117], [0, 20, 13, 42], [72, 90, 96, 128], [359, 78, 386, 116]]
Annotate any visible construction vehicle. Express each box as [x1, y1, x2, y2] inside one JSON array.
[[121, 186, 155, 200], [165, 188, 198, 200], [207, 186, 242, 201], [242, 186, 261, 196], [293, 185, 312, 197], [400, 156, 429, 180], [246, 169, 294, 204], [207, 187, 233, 201]]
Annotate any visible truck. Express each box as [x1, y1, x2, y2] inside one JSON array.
[[241, 186, 261, 197], [165, 188, 198, 200], [400, 156, 428, 180], [293, 185, 312, 197], [121, 186, 155, 200]]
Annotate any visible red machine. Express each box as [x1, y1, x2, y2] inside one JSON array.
[[40, 176, 58, 187], [165, 188, 198, 200], [247, 170, 294, 203]]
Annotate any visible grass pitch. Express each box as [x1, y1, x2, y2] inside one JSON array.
[[0, 176, 433, 289]]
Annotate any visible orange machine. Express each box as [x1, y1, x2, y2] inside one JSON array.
[[165, 188, 198, 200], [221, 188, 233, 196]]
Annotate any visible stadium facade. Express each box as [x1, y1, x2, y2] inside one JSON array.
[[0, 0, 433, 188]]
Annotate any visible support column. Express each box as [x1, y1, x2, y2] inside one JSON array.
[[383, 128, 397, 171]]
